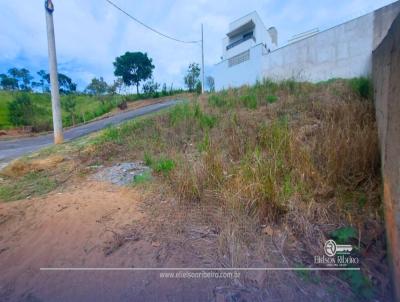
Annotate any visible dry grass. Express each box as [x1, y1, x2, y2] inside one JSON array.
[[1, 79, 386, 300], [1, 155, 65, 177], [81, 78, 381, 234]]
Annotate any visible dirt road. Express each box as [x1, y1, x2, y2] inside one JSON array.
[[0, 100, 179, 165]]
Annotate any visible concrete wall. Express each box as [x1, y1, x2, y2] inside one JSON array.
[[211, 1, 400, 90], [263, 13, 374, 81], [373, 12, 400, 301], [213, 43, 266, 90]]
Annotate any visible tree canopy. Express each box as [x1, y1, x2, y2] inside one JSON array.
[[184, 63, 200, 92], [0, 68, 33, 91], [85, 77, 109, 95], [113, 52, 154, 94], [43, 73, 77, 94]]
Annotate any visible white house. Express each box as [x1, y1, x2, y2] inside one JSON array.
[[221, 11, 277, 60], [211, 11, 277, 90], [210, 2, 400, 91]]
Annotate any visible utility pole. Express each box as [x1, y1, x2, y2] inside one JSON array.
[[45, 0, 63, 144], [201, 24, 205, 94]]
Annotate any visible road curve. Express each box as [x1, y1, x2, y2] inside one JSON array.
[[0, 100, 179, 164]]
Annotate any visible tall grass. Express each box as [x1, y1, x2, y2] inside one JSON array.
[[5, 78, 382, 298], [80, 78, 381, 276]]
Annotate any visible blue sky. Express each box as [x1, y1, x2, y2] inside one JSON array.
[[0, 0, 396, 91]]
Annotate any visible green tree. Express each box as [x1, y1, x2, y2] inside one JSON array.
[[0, 74, 19, 90], [62, 95, 77, 125], [19, 68, 33, 91], [44, 72, 77, 94], [206, 76, 215, 92], [58, 73, 77, 94], [36, 70, 50, 92], [108, 78, 124, 95], [8, 93, 34, 126], [113, 52, 155, 95], [86, 77, 109, 95], [184, 63, 200, 92], [161, 83, 168, 96], [7, 68, 33, 91], [195, 81, 202, 94], [142, 79, 160, 96]]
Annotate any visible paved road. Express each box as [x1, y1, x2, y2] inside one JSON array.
[[0, 100, 179, 165]]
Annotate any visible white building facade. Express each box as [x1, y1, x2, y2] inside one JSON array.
[[210, 2, 400, 91]]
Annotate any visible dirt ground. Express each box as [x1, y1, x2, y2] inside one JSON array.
[[0, 181, 223, 301], [0, 178, 374, 302], [0, 182, 242, 301]]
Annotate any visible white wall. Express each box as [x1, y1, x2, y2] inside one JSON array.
[[262, 13, 374, 82], [212, 44, 265, 91], [210, 1, 400, 90]]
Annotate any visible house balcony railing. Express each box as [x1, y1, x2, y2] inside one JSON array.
[[226, 34, 255, 50]]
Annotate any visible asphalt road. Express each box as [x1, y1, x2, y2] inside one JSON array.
[[0, 100, 179, 165]]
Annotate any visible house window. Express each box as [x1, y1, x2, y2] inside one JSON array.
[[226, 31, 255, 50], [228, 50, 250, 67]]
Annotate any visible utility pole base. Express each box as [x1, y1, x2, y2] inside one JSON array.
[[54, 134, 64, 144]]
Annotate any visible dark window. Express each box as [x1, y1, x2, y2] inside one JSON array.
[[226, 31, 255, 50]]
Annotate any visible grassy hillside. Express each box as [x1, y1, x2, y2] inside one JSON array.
[[0, 89, 186, 131], [0, 91, 14, 128], [0, 91, 125, 130], [0, 78, 387, 300]]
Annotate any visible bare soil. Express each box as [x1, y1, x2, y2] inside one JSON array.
[[0, 181, 221, 301], [0, 178, 342, 302]]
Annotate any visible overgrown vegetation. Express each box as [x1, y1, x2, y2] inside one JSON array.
[[0, 90, 186, 130], [0, 78, 387, 300], [1, 91, 122, 130]]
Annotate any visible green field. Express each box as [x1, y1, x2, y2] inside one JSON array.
[[0, 91, 14, 128], [0, 91, 124, 130], [0, 89, 185, 131]]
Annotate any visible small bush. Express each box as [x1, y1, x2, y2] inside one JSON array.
[[240, 94, 257, 109], [208, 95, 228, 108], [144, 152, 153, 166], [132, 170, 152, 185], [169, 103, 193, 125], [153, 157, 175, 175], [8, 93, 34, 126], [195, 81, 202, 94], [266, 95, 278, 104], [349, 77, 372, 99]]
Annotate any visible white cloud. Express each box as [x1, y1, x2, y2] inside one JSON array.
[[0, 0, 396, 89]]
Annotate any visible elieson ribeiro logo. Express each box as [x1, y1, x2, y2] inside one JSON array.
[[315, 239, 359, 267]]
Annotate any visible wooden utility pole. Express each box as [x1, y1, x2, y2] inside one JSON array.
[[201, 24, 205, 94], [45, 0, 63, 144]]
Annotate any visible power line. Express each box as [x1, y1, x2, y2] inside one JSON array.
[[105, 0, 200, 44]]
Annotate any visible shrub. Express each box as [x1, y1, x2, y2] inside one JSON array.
[[154, 158, 175, 175], [266, 95, 278, 104], [349, 77, 372, 99], [240, 94, 257, 109], [8, 93, 34, 126], [132, 170, 152, 185], [195, 81, 202, 94], [208, 94, 228, 108]]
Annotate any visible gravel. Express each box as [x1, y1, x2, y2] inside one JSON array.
[[91, 162, 150, 186]]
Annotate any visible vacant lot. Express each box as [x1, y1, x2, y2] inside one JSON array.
[[0, 79, 391, 301]]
